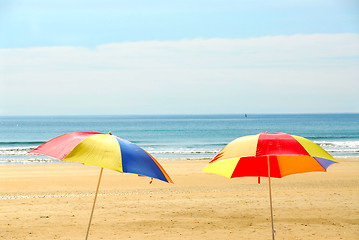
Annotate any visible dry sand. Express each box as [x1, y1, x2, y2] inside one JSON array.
[[0, 158, 358, 240]]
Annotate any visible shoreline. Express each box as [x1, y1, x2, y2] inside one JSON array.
[[1, 155, 359, 165], [1, 158, 358, 239]]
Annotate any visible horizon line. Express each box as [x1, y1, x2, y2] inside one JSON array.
[[1, 112, 358, 117]]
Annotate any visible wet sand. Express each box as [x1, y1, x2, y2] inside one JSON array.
[[0, 158, 358, 239]]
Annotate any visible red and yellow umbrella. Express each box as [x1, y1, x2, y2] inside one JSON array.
[[203, 132, 338, 240], [204, 132, 337, 179]]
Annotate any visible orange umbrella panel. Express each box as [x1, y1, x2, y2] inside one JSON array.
[[231, 155, 333, 179]]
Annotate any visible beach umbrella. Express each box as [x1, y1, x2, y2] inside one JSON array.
[[202, 132, 338, 240], [29, 131, 173, 239]]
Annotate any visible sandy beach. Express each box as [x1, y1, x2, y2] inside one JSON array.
[[0, 158, 358, 240]]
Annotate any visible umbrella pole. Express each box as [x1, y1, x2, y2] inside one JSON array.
[[267, 156, 275, 240], [85, 167, 104, 240]]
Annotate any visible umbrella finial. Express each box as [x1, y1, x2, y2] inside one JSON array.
[[108, 131, 112, 135]]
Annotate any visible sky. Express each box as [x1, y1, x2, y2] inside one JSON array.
[[0, 0, 358, 115]]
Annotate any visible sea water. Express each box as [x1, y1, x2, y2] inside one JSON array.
[[0, 114, 358, 164]]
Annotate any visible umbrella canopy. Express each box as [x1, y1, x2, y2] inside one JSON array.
[[29, 131, 172, 183], [202, 132, 338, 240], [203, 132, 337, 179]]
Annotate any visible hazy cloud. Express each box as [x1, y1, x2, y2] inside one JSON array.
[[1, 34, 358, 115]]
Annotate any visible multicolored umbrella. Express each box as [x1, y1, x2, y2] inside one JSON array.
[[202, 132, 338, 240], [29, 131, 173, 239]]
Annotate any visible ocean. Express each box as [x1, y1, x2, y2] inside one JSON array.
[[0, 114, 358, 164]]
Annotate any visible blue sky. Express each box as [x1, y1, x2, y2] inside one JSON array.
[[0, 0, 358, 115], [1, 0, 358, 48]]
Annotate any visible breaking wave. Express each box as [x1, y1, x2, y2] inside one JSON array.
[[0, 139, 358, 164]]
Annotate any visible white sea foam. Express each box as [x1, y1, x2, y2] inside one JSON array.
[[0, 145, 59, 164], [0, 139, 358, 165], [316, 140, 359, 148], [0, 158, 60, 164], [315, 140, 359, 155], [0, 193, 98, 200], [148, 149, 220, 154]]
